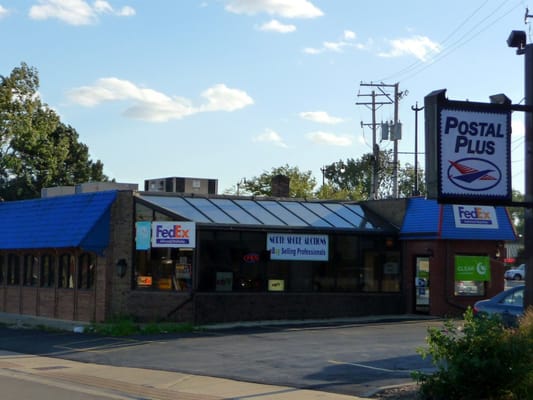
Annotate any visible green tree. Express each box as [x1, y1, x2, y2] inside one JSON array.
[[0, 63, 108, 200], [508, 190, 525, 241], [238, 164, 316, 198], [317, 151, 425, 200], [397, 162, 426, 197]]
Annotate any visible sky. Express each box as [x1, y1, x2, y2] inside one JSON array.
[[0, 0, 531, 194]]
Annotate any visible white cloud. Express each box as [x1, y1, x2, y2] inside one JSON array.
[[93, 0, 113, 14], [68, 78, 253, 122], [303, 29, 361, 55], [0, 5, 10, 18], [379, 35, 440, 62], [226, 0, 323, 19], [344, 30, 355, 40], [116, 5, 135, 16], [29, 0, 135, 25], [303, 47, 321, 55], [258, 19, 296, 33], [253, 129, 288, 148], [306, 131, 353, 146], [198, 84, 254, 112], [299, 111, 344, 125]]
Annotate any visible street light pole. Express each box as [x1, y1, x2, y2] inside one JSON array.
[[523, 43, 533, 309], [411, 102, 424, 196], [506, 29, 533, 309]]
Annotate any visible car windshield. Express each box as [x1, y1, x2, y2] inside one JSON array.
[[501, 288, 524, 306]]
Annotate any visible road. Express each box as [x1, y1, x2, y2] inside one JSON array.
[[0, 318, 442, 398]]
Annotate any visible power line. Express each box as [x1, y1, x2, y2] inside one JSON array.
[[377, 1, 522, 83]]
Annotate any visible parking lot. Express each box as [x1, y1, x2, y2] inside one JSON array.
[[0, 317, 442, 398]]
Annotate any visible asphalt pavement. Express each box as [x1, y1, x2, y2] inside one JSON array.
[[0, 313, 441, 399]]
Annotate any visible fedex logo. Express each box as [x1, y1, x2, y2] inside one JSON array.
[[453, 205, 498, 229], [151, 221, 196, 248], [457, 206, 491, 220], [156, 224, 190, 239]]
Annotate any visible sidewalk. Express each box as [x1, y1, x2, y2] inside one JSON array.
[[0, 350, 370, 400]]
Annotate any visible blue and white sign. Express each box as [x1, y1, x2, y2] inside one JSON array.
[[135, 221, 152, 250], [453, 205, 499, 229], [151, 221, 196, 248], [267, 233, 328, 261], [440, 109, 510, 199]]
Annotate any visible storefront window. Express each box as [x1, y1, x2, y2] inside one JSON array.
[[40, 254, 55, 288], [454, 254, 489, 297], [78, 253, 96, 290], [23, 254, 39, 286], [136, 203, 154, 221], [7, 254, 20, 285], [58, 253, 75, 289], [198, 231, 400, 293], [135, 248, 193, 291], [454, 280, 485, 296]]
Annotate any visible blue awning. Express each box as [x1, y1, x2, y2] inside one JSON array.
[[0, 191, 117, 254], [400, 197, 516, 241]]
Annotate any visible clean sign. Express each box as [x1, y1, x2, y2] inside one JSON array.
[[455, 255, 491, 281]]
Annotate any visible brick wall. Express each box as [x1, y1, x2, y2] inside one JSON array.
[[105, 191, 135, 320], [402, 239, 505, 317], [193, 293, 405, 324]]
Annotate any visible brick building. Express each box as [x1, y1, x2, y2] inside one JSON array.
[[0, 190, 517, 324]]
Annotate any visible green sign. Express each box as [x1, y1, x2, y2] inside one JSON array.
[[455, 255, 491, 281]]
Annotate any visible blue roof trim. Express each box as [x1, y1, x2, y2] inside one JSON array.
[[400, 198, 516, 241], [399, 197, 440, 239], [0, 191, 117, 253]]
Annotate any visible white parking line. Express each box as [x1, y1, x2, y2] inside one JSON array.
[[328, 359, 409, 373]]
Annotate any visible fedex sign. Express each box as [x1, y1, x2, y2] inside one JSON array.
[[453, 205, 498, 229], [151, 221, 196, 248]]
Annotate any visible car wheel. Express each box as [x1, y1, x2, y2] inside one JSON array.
[[514, 274, 522, 280]]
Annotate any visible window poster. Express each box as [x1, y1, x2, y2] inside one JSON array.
[[267, 233, 328, 261], [135, 221, 151, 250]]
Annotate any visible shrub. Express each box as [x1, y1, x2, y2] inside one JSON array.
[[413, 307, 533, 400]]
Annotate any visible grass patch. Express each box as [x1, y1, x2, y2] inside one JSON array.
[[87, 317, 197, 336]]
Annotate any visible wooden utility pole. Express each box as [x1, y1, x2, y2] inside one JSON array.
[[393, 83, 399, 198], [356, 82, 401, 198]]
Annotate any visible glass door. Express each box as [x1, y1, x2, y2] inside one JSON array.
[[415, 256, 430, 313]]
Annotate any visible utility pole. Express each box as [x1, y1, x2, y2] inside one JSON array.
[[356, 82, 399, 199], [411, 102, 424, 196], [393, 83, 399, 198]]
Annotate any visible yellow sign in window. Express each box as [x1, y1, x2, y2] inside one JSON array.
[[268, 279, 285, 291]]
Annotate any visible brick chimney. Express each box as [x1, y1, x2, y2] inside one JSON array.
[[271, 175, 290, 197]]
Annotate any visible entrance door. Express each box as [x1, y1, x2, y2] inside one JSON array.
[[415, 256, 430, 313]]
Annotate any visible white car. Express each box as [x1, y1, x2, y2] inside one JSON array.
[[504, 264, 526, 281]]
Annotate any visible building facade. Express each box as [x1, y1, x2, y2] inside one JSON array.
[[0, 190, 517, 324]]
